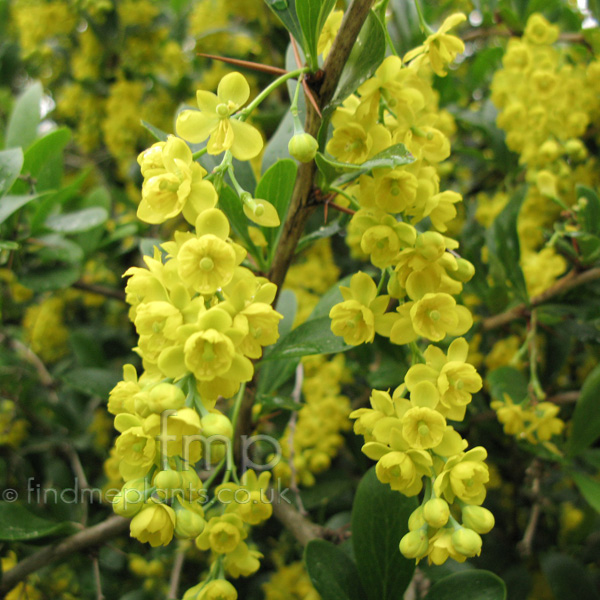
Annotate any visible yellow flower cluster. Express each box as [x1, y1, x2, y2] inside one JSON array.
[[324, 16, 493, 564], [491, 394, 564, 453], [0, 400, 28, 448], [491, 13, 600, 294], [263, 560, 320, 600], [22, 296, 69, 363], [273, 354, 351, 487], [351, 338, 492, 564]]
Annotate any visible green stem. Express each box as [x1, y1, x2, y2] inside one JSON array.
[[329, 185, 360, 209], [192, 147, 208, 161], [376, 269, 388, 294], [230, 382, 247, 437], [238, 67, 310, 121], [202, 457, 226, 490], [413, 0, 433, 35], [409, 340, 426, 364]]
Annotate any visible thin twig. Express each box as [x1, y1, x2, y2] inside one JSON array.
[[92, 556, 105, 600], [287, 364, 307, 516], [167, 548, 186, 600], [0, 516, 129, 594], [270, 487, 326, 546], [196, 53, 288, 75], [481, 267, 600, 330], [518, 460, 543, 558], [71, 281, 126, 302]]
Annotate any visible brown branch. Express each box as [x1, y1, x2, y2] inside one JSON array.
[[481, 267, 600, 331], [270, 488, 326, 547], [267, 0, 375, 293], [0, 516, 129, 594], [72, 280, 126, 302], [462, 27, 586, 44], [167, 548, 186, 600]]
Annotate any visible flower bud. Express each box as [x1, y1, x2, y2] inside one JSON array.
[[174, 507, 206, 539], [461, 505, 495, 534], [399, 529, 429, 559], [154, 470, 183, 497], [201, 412, 233, 438], [113, 479, 148, 517], [448, 258, 475, 283], [288, 132, 319, 163], [423, 498, 450, 528], [180, 469, 203, 500], [408, 506, 426, 531], [451, 527, 482, 557]]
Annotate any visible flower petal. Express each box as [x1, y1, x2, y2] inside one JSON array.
[[176, 110, 219, 144], [229, 119, 263, 160], [217, 72, 250, 108]]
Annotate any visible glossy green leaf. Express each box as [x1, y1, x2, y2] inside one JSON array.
[[487, 366, 528, 403], [34, 234, 84, 264], [296, 219, 344, 254], [541, 553, 600, 600], [573, 472, 600, 513], [141, 119, 169, 142], [0, 502, 78, 541], [0, 147, 23, 198], [19, 265, 81, 292], [305, 539, 365, 600], [218, 184, 262, 268], [62, 367, 121, 398], [46, 207, 108, 234], [255, 158, 297, 265], [297, 0, 336, 69], [316, 143, 414, 187], [265, 0, 305, 51], [351, 467, 417, 600], [486, 188, 528, 303], [568, 363, 600, 457], [5, 81, 43, 150], [263, 316, 351, 361], [308, 274, 352, 320], [334, 10, 386, 104], [576, 185, 600, 236], [11, 128, 71, 195], [426, 570, 507, 600], [0, 194, 40, 225]]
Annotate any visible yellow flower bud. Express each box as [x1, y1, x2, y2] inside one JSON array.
[[423, 498, 450, 528], [174, 507, 206, 539], [201, 412, 234, 439], [154, 470, 183, 499], [399, 529, 429, 559], [461, 505, 495, 534], [451, 527, 482, 557], [288, 132, 319, 163]]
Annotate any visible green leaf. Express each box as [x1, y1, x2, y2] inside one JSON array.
[[0, 240, 19, 250], [334, 10, 386, 104], [255, 158, 297, 265], [573, 472, 600, 513], [5, 81, 43, 150], [351, 467, 417, 600], [576, 185, 600, 236], [487, 366, 528, 403], [0, 147, 23, 198], [426, 570, 507, 600], [256, 393, 302, 413], [316, 143, 414, 187], [486, 188, 528, 303], [265, 0, 305, 53], [568, 363, 600, 457], [263, 316, 352, 361], [141, 119, 169, 142], [0, 502, 78, 541], [11, 128, 71, 195], [19, 265, 81, 292], [0, 193, 43, 225], [34, 234, 84, 264], [296, 0, 336, 69], [296, 218, 344, 254], [218, 185, 262, 267], [308, 274, 352, 320], [62, 367, 121, 398], [541, 553, 600, 600], [304, 539, 365, 600], [46, 207, 109, 234]]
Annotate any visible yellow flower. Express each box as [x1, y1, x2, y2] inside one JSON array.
[[404, 14, 466, 77], [176, 72, 263, 160], [524, 13, 560, 45], [409, 292, 472, 341], [317, 9, 343, 58], [402, 406, 446, 449], [196, 514, 246, 554], [434, 447, 489, 505], [184, 579, 238, 600], [137, 136, 217, 224], [130, 501, 176, 547], [114, 427, 156, 480]]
